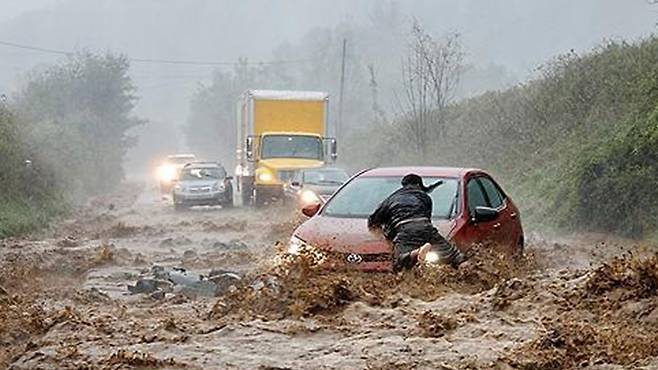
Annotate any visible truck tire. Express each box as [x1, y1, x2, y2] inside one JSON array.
[[241, 180, 254, 207], [254, 188, 266, 208]]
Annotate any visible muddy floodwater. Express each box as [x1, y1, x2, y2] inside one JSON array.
[[1, 184, 658, 370]]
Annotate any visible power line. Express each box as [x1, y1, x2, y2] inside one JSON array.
[[0, 40, 313, 66]]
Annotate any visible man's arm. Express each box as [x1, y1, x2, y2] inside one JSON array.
[[368, 199, 388, 230]]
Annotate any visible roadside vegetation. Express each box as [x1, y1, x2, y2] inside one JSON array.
[[349, 34, 658, 239], [0, 52, 141, 237]]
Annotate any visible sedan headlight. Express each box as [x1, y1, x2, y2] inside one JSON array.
[[212, 182, 225, 192], [286, 235, 326, 264], [158, 164, 177, 183], [424, 250, 440, 264], [299, 189, 320, 205], [287, 235, 307, 255]]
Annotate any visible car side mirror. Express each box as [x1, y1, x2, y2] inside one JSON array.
[[330, 139, 338, 161], [225, 176, 233, 181], [301, 202, 321, 218], [290, 181, 301, 188], [246, 137, 254, 161], [472, 206, 498, 223]]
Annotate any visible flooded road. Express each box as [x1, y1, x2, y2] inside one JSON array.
[[1, 184, 657, 369]]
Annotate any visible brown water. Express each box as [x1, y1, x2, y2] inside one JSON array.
[[1, 183, 657, 370]]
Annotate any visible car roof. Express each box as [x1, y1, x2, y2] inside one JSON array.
[[360, 166, 482, 178]]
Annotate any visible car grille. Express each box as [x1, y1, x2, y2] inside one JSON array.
[[277, 170, 296, 182], [342, 252, 391, 264], [189, 186, 212, 193]]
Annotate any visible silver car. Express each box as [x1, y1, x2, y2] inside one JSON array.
[[173, 162, 233, 210], [284, 167, 350, 207]]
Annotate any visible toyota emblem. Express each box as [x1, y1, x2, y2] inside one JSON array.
[[345, 253, 363, 264]]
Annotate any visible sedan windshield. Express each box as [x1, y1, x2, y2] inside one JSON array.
[[322, 176, 459, 219], [303, 169, 349, 185], [261, 135, 323, 160], [179, 167, 225, 181]]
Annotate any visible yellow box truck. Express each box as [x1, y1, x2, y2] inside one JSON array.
[[235, 90, 337, 206]]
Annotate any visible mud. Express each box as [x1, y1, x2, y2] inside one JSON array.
[[1, 183, 657, 369]]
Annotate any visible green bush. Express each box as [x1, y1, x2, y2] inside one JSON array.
[[0, 52, 140, 237], [357, 37, 658, 238]]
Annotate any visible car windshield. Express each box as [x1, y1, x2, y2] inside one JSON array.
[[322, 176, 459, 219], [261, 135, 323, 160], [303, 169, 349, 185], [179, 167, 225, 181]]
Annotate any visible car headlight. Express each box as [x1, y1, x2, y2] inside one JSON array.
[[212, 182, 225, 191], [286, 235, 327, 264], [424, 250, 440, 264], [299, 189, 320, 205], [158, 164, 177, 183], [174, 184, 183, 192], [287, 235, 307, 255]]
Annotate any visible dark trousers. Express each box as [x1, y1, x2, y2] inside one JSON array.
[[392, 221, 464, 271]]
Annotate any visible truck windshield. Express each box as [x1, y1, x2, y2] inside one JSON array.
[[261, 135, 323, 160]]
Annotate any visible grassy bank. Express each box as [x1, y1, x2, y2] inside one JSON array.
[[0, 197, 65, 238], [350, 37, 658, 238]]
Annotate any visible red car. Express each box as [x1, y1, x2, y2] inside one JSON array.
[[288, 167, 524, 271]]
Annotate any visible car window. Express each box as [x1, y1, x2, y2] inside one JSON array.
[[322, 176, 459, 219], [466, 178, 488, 215], [478, 176, 504, 209]]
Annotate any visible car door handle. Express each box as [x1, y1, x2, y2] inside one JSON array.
[[510, 212, 517, 219], [493, 223, 501, 229]]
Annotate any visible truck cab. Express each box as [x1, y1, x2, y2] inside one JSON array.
[[235, 90, 337, 206]]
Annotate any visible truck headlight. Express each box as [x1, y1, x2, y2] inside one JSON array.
[[258, 171, 274, 182], [300, 189, 320, 205]]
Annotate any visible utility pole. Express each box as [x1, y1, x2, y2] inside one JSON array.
[[337, 38, 347, 139]]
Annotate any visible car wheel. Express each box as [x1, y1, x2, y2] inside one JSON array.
[[224, 188, 234, 208]]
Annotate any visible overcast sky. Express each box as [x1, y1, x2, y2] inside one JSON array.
[[1, 0, 656, 122]]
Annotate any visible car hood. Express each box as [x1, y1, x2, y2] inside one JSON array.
[[295, 215, 454, 254]]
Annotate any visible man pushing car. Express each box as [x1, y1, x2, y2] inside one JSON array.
[[368, 173, 465, 271]]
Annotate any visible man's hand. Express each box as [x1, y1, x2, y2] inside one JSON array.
[[416, 243, 432, 263], [368, 225, 382, 236]]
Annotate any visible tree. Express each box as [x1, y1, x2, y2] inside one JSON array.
[[15, 52, 142, 198], [396, 21, 463, 160]]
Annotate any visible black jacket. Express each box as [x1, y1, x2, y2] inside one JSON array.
[[368, 184, 432, 240]]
